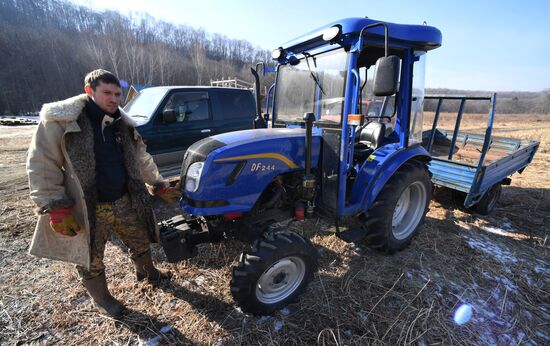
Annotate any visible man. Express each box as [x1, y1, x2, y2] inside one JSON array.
[[26, 69, 178, 317]]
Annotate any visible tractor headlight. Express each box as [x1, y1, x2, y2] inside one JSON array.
[[185, 162, 204, 192], [271, 47, 284, 60], [322, 25, 341, 42]]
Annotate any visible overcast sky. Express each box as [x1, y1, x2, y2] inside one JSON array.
[[71, 0, 550, 92]]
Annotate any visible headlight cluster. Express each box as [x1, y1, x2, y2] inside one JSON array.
[[185, 162, 204, 192]]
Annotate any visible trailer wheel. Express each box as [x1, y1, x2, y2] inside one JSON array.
[[360, 161, 432, 254], [230, 230, 318, 315], [471, 184, 501, 215]]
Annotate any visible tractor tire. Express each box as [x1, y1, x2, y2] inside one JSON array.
[[471, 184, 501, 215], [230, 230, 318, 315], [360, 161, 432, 254]]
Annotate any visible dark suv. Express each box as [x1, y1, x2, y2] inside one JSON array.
[[124, 86, 256, 176]]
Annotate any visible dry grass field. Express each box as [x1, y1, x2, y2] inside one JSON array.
[[0, 113, 548, 345]]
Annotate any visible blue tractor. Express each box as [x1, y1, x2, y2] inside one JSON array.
[[163, 17, 442, 315]]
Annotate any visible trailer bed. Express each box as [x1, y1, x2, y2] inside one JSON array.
[[422, 95, 539, 210]]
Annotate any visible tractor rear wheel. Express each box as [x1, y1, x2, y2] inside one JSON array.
[[360, 161, 432, 253], [230, 230, 318, 315]]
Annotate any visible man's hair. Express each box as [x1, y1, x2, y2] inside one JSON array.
[[84, 69, 121, 90]]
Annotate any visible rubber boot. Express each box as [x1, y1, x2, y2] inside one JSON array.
[[82, 273, 126, 318], [133, 250, 171, 283]]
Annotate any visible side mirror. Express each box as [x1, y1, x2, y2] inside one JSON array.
[[373, 55, 400, 96], [162, 109, 177, 123]]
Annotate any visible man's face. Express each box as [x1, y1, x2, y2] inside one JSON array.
[[85, 82, 122, 114]]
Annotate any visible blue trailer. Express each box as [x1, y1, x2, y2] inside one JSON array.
[[423, 95, 539, 214], [158, 18, 539, 315]]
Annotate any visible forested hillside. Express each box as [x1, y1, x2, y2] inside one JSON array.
[[425, 88, 550, 114], [0, 0, 272, 113], [0, 0, 548, 114]]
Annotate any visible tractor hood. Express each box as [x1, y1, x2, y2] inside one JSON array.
[[179, 127, 322, 215], [180, 128, 311, 179], [215, 128, 308, 146]]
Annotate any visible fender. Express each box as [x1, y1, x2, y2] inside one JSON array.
[[348, 143, 430, 213]]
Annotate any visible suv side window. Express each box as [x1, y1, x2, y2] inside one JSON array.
[[218, 90, 255, 119], [162, 91, 210, 122]]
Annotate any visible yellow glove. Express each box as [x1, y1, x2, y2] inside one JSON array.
[[49, 207, 79, 236]]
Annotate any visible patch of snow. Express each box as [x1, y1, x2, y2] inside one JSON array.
[[358, 310, 367, 323], [535, 330, 550, 341], [273, 320, 284, 332], [344, 330, 352, 337], [516, 331, 526, 345], [279, 307, 290, 316], [160, 325, 172, 334], [533, 266, 550, 276], [193, 275, 205, 286], [477, 329, 498, 346], [522, 310, 533, 321], [419, 273, 429, 282], [502, 222, 513, 229], [256, 316, 271, 325], [497, 334, 512, 344], [139, 335, 161, 346], [495, 276, 518, 292], [138, 325, 173, 346], [462, 235, 518, 264]]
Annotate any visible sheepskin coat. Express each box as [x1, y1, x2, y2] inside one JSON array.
[[26, 94, 164, 269]]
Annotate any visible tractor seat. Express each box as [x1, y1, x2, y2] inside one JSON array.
[[354, 122, 386, 159]]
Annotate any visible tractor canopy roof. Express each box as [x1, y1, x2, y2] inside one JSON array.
[[280, 17, 442, 54]]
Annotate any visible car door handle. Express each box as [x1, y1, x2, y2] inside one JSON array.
[[201, 129, 211, 133]]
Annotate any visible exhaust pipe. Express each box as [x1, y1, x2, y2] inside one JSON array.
[[250, 64, 266, 128], [302, 112, 316, 204]]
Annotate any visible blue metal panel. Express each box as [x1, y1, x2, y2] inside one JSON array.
[[344, 144, 431, 214], [465, 94, 496, 206], [475, 141, 539, 194], [428, 159, 476, 193], [397, 50, 414, 148], [180, 129, 321, 216], [336, 50, 359, 214], [280, 18, 442, 54]]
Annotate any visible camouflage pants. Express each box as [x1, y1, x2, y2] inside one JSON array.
[[77, 194, 151, 280]]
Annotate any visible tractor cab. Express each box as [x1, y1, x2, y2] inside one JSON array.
[[268, 18, 441, 215]]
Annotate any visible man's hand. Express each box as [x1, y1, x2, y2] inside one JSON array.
[[154, 184, 181, 205], [49, 207, 79, 236]]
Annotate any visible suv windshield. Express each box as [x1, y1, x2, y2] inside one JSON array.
[[124, 88, 168, 124], [275, 48, 348, 124]]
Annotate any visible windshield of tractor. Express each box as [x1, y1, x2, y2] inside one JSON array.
[[410, 51, 426, 144], [275, 48, 348, 124]]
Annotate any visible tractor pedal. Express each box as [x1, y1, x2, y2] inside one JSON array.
[[336, 227, 365, 243]]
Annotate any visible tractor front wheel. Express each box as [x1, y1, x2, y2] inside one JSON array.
[[230, 230, 318, 315], [360, 161, 432, 253]]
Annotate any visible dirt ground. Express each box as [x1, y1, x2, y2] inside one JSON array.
[[0, 114, 548, 345]]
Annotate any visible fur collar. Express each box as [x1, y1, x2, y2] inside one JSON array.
[[40, 93, 136, 127]]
